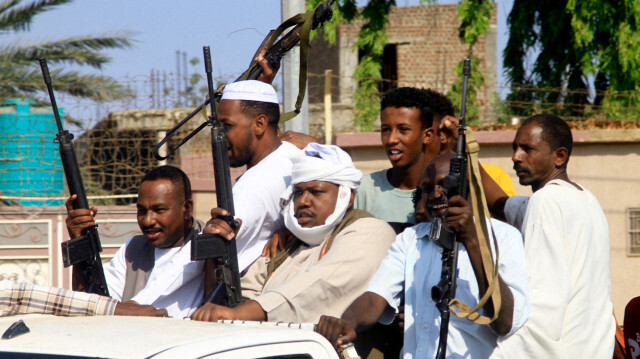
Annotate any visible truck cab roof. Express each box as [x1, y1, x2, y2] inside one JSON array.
[[0, 314, 339, 359]]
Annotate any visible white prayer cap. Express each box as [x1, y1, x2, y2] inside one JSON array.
[[221, 80, 279, 104], [291, 143, 362, 189]]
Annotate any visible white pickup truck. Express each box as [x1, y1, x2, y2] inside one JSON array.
[[0, 314, 349, 359]]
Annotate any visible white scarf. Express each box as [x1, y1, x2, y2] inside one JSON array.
[[280, 143, 362, 246], [282, 185, 352, 246]]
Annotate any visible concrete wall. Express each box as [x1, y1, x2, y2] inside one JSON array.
[[336, 129, 640, 315]]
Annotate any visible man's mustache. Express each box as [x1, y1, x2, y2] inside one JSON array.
[[142, 225, 163, 232], [513, 164, 529, 173], [295, 209, 314, 219]]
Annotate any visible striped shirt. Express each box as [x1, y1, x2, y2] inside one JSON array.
[[0, 281, 117, 317]]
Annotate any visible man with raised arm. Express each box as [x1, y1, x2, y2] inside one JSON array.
[[203, 80, 302, 273]]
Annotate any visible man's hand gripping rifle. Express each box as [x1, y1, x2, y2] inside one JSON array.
[[151, 1, 336, 307], [190, 47, 242, 307], [430, 58, 471, 359], [240, 0, 335, 82], [39, 58, 109, 297]]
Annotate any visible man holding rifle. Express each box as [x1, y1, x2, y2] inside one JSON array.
[[192, 143, 396, 323], [1, 166, 198, 319], [65, 165, 205, 318], [201, 80, 301, 273], [315, 154, 529, 358]]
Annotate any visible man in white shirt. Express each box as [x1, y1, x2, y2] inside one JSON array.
[[203, 80, 301, 273], [479, 113, 615, 358], [66, 165, 203, 318], [316, 154, 529, 358]]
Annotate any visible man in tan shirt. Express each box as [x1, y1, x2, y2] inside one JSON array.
[[191, 143, 396, 323]]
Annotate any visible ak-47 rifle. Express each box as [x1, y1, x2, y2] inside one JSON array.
[[39, 58, 110, 297], [190, 46, 242, 307], [430, 58, 471, 359]]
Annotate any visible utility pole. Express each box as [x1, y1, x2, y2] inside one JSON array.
[[281, 0, 309, 134]]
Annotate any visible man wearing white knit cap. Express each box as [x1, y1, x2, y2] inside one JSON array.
[[202, 80, 301, 274], [193, 143, 396, 324]]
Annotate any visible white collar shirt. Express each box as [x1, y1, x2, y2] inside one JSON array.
[[105, 237, 203, 319]]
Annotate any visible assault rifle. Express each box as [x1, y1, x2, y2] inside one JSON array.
[[39, 58, 110, 297], [152, 0, 335, 158], [430, 58, 471, 359], [189, 47, 242, 307]]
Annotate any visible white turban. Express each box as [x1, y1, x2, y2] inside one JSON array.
[[221, 80, 279, 104], [282, 143, 362, 246], [291, 143, 362, 188]]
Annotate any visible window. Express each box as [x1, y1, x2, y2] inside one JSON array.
[[379, 44, 398, 93], [358, 44, 398, 94], [628, 208, 640, 256]]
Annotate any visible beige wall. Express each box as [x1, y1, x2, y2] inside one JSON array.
[[479, 142, 640, 315], [193, 192, 216, 224], [340, 130, 640, 315]]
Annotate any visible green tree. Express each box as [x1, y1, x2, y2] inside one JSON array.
[[0, 0, 134, 102], [504, 0, 640, 120], [307, 0, 393, 131], [446, 0, 493, 123], [307, 0, 493, 129]]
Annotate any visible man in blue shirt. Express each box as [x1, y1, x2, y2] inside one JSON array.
[[316, 154, 529, 358]]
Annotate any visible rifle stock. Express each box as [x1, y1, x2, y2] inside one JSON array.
[[432, 58, 471, 359], [238, 0, 334, 82], [39, 58, 109, 297]]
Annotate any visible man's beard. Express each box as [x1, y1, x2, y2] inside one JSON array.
[[229, 130, 254, 167]]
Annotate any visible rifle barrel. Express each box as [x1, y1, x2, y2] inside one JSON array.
[[203, 46, 218, 122], [38, 59, 64, 133]]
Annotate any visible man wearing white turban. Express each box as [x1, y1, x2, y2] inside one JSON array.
[[192, 143, 396, 324]]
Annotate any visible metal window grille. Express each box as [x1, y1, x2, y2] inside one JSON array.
[[628, 208, 640, 256]]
